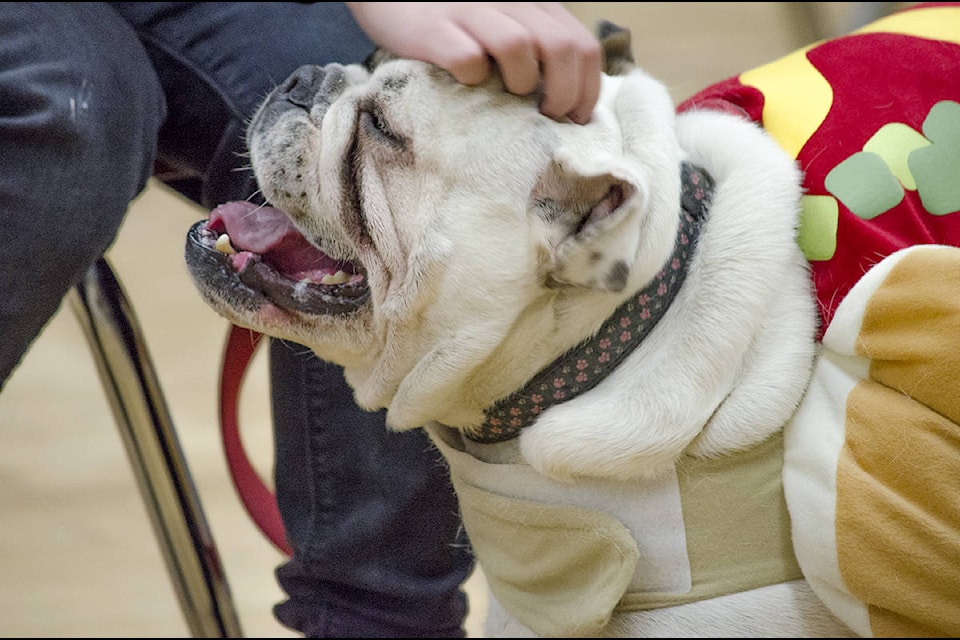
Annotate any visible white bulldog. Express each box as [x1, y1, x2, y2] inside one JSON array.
[[186, 16, 960, 639]]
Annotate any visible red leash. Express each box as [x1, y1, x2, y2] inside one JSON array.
[[219, 324, 292, 556]]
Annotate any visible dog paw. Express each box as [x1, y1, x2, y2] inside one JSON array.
[[519, 402, 687, 482]]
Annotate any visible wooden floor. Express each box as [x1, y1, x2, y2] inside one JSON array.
[[0, 3, 886, 637]]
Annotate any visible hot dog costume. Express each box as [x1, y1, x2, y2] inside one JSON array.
[[678, 3, 960, 636]]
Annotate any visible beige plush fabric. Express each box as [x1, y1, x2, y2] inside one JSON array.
[[837, 247, 960, 637], [786, 245, 960, 638], [432, 424, 801, 637]]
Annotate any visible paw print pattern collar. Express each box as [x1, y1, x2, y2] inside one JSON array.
[[469, 162, 714, 444]]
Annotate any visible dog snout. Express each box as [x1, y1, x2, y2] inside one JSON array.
[[248, 63, 349, 141], [277, 64, 347, 110]]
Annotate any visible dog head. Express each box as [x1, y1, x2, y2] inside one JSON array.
[[185, 25, 686, 431]]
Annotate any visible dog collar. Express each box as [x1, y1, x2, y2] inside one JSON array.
[[468, 162, 715, 444]]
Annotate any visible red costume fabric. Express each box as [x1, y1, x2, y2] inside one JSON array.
[[678, 2, 960, 338]]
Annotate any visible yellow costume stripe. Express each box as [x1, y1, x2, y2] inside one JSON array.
[[739, 45, 823, 160], [739, 5, 960, 160], [853, 6, 960, 45]]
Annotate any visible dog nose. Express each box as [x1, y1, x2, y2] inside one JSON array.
[[277, 64, 347, 109]]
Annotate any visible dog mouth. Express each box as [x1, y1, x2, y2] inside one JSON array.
[[185, 200, 369, 316]]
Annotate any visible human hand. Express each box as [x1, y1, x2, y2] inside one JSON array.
[[346, 2, 602, 124]]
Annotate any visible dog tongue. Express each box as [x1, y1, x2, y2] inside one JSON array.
[[209, 201, 339, 277]]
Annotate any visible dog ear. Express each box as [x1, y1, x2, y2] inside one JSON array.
[[597, 21, 635, 76], [533, 150, 649, 292]]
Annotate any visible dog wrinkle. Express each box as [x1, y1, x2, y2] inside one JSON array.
[[340, 129, 379, 259]]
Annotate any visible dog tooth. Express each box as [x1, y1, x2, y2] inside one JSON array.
[[215, 233, 236, 255], [320, 270, 350, 285]]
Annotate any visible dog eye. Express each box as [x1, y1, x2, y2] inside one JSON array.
[[361, 108, 404, 147]]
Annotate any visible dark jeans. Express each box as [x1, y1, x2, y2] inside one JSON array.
[[0, 3, 472, 636]]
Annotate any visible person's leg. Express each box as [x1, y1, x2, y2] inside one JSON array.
[[0, 2, 165, 389], [108, 3, 473, 636], [270, 345, 472, 638], [108, 1, 378, 207]]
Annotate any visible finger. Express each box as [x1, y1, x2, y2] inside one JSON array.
[[533, 4, 602, 122], [405, 19, 494, 86], [536, 43, 580, 120], [565, 40, 602, 124], [456, 9, 541, 96], [501, 4, 602, 122]]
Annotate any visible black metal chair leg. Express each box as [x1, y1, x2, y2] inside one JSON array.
[[68, 256, 244, 638]]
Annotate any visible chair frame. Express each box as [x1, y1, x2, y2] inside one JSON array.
[[69, 256, 243, 638]]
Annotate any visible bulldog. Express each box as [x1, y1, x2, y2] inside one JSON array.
[[186, 6, 960, 638]]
